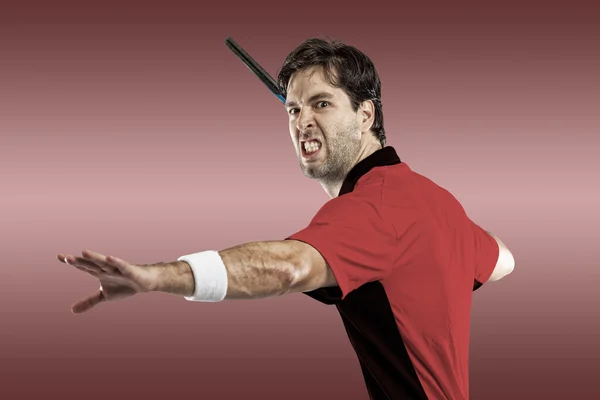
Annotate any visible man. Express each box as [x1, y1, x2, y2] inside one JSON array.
[[58, 38, 515, 399]]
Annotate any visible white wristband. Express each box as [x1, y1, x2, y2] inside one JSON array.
[[177, 250, 228, 302]]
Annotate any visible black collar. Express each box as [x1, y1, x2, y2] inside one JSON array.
[[338, 146, 402, 196]]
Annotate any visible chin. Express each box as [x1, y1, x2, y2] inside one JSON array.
[[302, 164, 329, 180]]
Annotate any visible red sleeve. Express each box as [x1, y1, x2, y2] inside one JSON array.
[[470, 220, 500, 284], [286, 196, 398, 300]]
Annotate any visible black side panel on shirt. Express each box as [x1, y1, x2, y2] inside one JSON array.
[[301, 147, 481, 398], [306, 283, 429, 400]]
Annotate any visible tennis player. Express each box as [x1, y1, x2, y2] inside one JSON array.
[[58, 37, 515, 400]]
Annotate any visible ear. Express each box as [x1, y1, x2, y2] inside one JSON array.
[[358, 100, 375, 133]]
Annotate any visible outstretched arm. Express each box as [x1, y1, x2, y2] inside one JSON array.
[[58, 240, 337, 313]]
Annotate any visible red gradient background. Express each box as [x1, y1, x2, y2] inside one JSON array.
[[1, 1, 599, 399]]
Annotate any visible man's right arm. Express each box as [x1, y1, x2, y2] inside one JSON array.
[[485, 232, 515, 282], [472, 231, 515, 291]]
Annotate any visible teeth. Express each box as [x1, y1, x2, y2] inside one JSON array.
[[303, 141, 321, 153]]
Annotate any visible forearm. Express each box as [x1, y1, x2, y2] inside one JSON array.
[[152, 261, 196, 297], [153, 241, 301, 300]]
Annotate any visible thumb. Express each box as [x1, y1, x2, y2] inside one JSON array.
[[72, 288, 105, 314]]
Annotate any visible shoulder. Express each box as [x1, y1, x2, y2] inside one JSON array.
[[311, 192, 382, 226], [316, 166, 390, 220], [380, 162, 464, 211]]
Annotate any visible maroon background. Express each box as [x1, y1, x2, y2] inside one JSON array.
[[1, 1, 599, 399]]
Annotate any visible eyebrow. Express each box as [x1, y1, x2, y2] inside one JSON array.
[[285, 92, 335, 108]]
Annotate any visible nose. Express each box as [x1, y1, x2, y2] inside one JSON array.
[[295, 107, 315, 133]]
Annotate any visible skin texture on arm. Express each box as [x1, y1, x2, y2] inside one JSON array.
[[217, 240, 337, 299], [57, 240, 337, 313]]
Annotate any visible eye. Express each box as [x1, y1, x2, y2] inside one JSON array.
[[316, 101, 329, 108], [288, 108, 299, 115]]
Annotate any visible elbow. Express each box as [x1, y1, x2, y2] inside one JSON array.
[[276, 245, 310, 295], [286, 257, 312, 293], [286, 248, 323, 294], [282, 240, 333, 294]]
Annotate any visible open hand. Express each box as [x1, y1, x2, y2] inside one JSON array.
[[57, 250, 159, 314]]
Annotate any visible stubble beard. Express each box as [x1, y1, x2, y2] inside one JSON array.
[[299, 120, 362, 185]]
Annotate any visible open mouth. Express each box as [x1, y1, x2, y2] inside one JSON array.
[[301, 139, 322, 158]]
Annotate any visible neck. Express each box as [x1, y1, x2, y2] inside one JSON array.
[[319, 141, 383, 199]]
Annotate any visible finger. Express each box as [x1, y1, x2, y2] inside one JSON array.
[[78, 251, 121, 274], [70, 263, 101, 278], [72, 289, 105, 314], [75, 255, 120, 274], [105, 255, 134, 277], [81, 249, 109, 264], [62, 254, 106, 276], [81, 250, 121, 274], [59, 253, 97, 275]]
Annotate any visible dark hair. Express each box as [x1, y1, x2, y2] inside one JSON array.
[[277, 37, 386, 147]]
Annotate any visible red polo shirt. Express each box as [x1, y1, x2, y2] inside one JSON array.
[[286, 147, 499, 400]]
